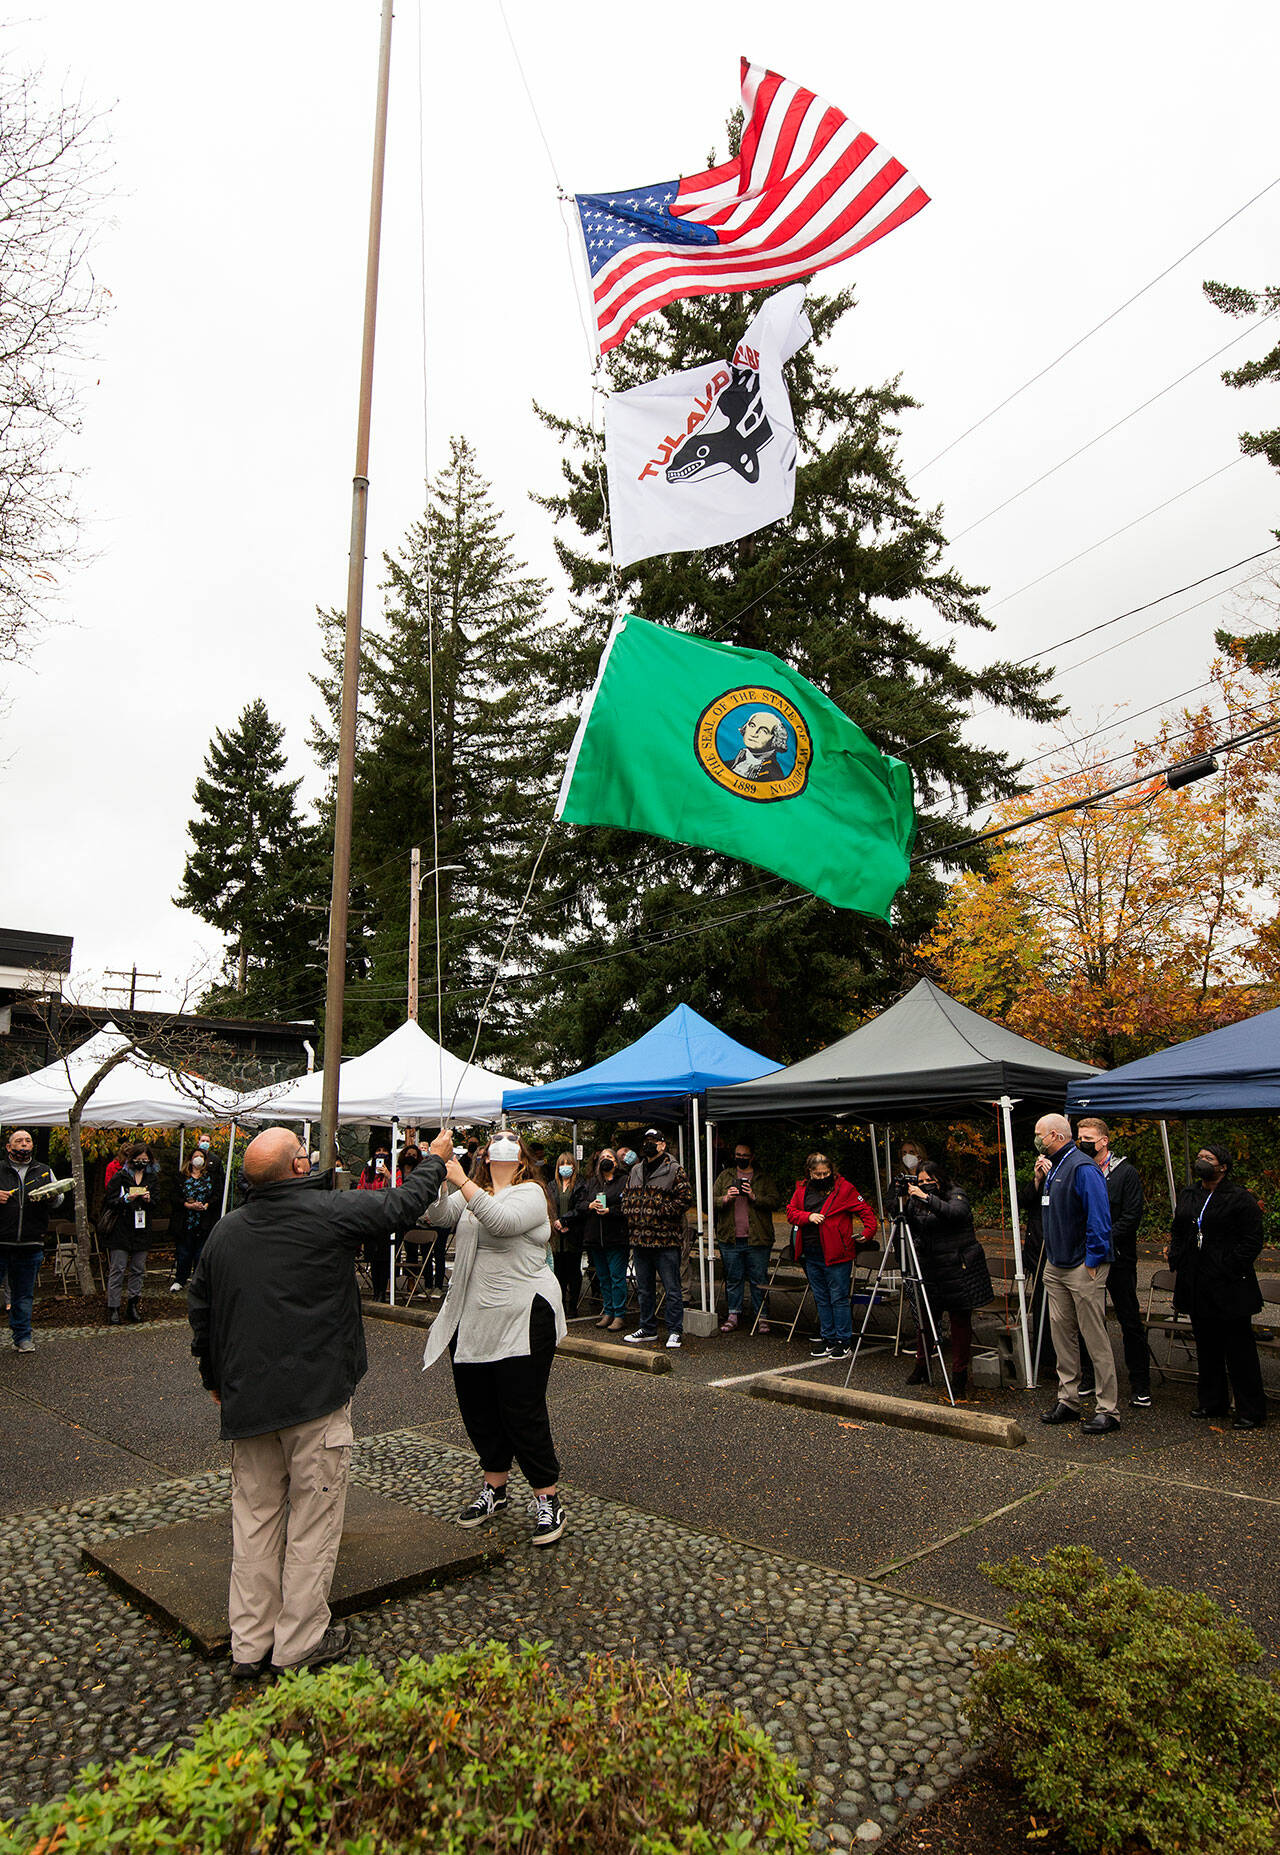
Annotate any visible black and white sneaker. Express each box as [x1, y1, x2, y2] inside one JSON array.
[[624, 1327, 659, 1345], [809, 1336, 831, 1355], [529, 1493, 566, 1546], [827, 1344, 852, 1360], [1129, 1390, 1153, 1409], [458, 1483, 509, 1528]]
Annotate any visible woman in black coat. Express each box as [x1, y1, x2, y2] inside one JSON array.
[[902, 1162, 992, 1395], [1168, 1143, 1266, 1429]]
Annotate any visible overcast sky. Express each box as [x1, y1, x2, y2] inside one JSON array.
[[3, 0, 1279, 1015]]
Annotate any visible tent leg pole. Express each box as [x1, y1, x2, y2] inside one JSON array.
[[1158, 1119, 1177, 1214], [691, 1097, 707, 1315], [999, 1096, 1035, 1391], [178, 1127, 185, 1171], [221, 1123, 238, 1218], [869, 1121, 886, 1226], [389, 1119, 400, 1306], [705, 1117, 716, 1316]]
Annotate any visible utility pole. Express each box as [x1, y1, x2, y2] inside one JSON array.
[[408, 846, 421, 1023], [319, 0, 395, 1168], [104, 966, 162, 1012]]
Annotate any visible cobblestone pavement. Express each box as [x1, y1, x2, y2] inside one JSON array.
[[0, 1426, 1006, 1849]]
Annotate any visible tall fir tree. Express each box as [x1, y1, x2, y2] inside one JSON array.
[[1203, 277, 1280, 670], [175, 699, 322, 1017], [310, 437, 557, 1060], [526, 277, 1060, 1074]]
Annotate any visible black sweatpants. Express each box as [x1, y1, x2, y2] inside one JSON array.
[[451, 1296, 561, 1489], [552, 1246, 582, 1314], [1191, 1310, 1266, 1423]]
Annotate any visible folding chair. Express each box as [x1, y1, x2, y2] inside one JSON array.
[[1143, 1267, 1195, 1381]]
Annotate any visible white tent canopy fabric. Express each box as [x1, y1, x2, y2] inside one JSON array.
[[236, 1018, 519, 1126], [0, 1025, 240, 1128]]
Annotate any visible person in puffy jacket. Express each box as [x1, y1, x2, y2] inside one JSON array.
[[103, 1142, 160, 1325], [0, 1129, 64, 1352], [903, 1162, 992, 1396], [786, 1153, 878, 1361], [1168, 1143, 1266, 1430]]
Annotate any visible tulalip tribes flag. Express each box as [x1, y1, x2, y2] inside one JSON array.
[[556, 615, 915, 919], [575, 60, 929, 355], [605, 284, 811, 568]]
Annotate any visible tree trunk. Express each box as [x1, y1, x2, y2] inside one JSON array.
[[67, 1110, 95, 1297], [236, 940, 248, 995]]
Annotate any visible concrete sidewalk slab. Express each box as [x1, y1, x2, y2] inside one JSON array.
[[83, 1485, 504, 1655]]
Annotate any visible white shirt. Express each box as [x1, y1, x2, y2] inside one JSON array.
[[422, 1180, 566, 1368]]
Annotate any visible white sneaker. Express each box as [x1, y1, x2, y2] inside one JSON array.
[[168, 1281, 184, 1294], [625, 1327, 658, 1345], [666, 1332, 682, 1350]]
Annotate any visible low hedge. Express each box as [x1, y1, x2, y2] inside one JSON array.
[[970, 1546, 1280, 1854], [2, 1640, 816, 1853]]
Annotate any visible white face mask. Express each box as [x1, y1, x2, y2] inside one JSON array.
[[489, 1137, 520, 1165], [903, 1153, 919, 1172]]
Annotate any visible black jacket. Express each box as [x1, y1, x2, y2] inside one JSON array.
[[188, 1155, 446, 1440], [0, 1158, 62, 1252], [1100, 1156, 1144, 1264], [1169, 1179, 1264, 1322], [574, 1172, 628, 1247], [105, 1163, 161, 1244], [904, 1184, 993, 1314]]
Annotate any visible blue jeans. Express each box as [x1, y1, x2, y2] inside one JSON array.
[[633, 1246, 683, 1335], [804, 1254, 853, 1345], [720, 1243, 770, 1316], [173, 1224, 208, 1286], [0, 1250, 42, 1345], [591, 1246, 629, 1318]]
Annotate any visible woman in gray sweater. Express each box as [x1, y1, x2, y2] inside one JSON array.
[[423, 1129, 567, 1544]]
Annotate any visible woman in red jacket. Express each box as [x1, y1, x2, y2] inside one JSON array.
[[786, 1153, 879, 1360]]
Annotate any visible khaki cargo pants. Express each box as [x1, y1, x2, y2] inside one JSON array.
[[228, 1403, 353, 1668]]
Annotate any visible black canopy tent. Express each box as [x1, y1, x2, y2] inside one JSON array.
[[706, 980, 1101, 1388]]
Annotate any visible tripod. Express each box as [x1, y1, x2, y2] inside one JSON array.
[[844, 1201, 955, 1407]]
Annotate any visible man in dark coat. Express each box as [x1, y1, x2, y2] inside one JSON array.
[[1076, 1117, 1150, 1408], [0, 1130, 64, 1352], [622, 1129, 694, 1351], [1168, 1143, 1266, 1430], [188, 1124, 452, 1679]]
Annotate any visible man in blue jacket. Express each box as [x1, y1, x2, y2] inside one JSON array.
[[1033, 1112, 1118, 1433]]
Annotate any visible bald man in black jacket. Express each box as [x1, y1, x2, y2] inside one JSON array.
[[189, 1124, 451, 1680]]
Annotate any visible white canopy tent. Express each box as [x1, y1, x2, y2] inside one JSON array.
[[235, 1018, 519, 1127]]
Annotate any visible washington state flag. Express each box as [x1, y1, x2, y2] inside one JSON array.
[[555, 615, 915, 918]]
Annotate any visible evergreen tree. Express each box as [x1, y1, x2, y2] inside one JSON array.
[[1204, 278, 1280, 670], [175, 699, 321, 1017], [310, 437, 556, 1060], [526, 282, 1060, 1072]]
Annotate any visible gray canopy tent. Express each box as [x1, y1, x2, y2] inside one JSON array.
[[705, 979, 1101, 1387]]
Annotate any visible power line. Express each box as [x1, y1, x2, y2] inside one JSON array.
[[910, 171, 1280, 478]]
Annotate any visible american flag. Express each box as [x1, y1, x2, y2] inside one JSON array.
[[576, 60, 929, 356]]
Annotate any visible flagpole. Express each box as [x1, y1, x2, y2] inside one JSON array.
[[320, 0, 395, 1170]]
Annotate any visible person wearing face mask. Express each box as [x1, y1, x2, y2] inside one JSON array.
[[103, 1142, 159, 1326], [903, 1161, 991, 1395], [786, 1152, 879, 1361], [193, 1134, 224, 1206], [423, 1129, 568, 1544], [171, 1151, 216, 1292], [0, 1129, 64, 1353], [356, 1140, 402, 1301], [1167, 1144, 1266, 1430], [713, 1139, 781, 1334], [576, 1148, 629, 1331], [1032, 1113, 1117, 1433], [622, 1129, 694, 1351], [1074, 1118, 1150, 1409], [550, 1151, 585, 1316], [189, 1124, 452, 1679]]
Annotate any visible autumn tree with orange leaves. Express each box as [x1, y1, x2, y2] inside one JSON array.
[[925, 656, 1280, 1067]]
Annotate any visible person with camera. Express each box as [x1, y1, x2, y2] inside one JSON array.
[[786, 1152, 878, 1361], [713, 1139, 780, 1333], [1033, 1113, 1117, 1433], [577, 1148, 629, 1331], [0, 1128, 64, 1353], [423, 1130, 568, 1544], [1168, 1143, 1266, 1430], [103, 1141, 159, 1326], [356, 1139, 401, 1301], [902, 1161, 992, 1396]]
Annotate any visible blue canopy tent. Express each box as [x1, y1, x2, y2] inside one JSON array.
[[502, 1004, 777, 1322], [1066, 1005, 1280, 1204]]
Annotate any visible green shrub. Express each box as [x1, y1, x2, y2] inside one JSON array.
[[970, 1546, 1280, 1854], [2, 1640, 815, 1854]]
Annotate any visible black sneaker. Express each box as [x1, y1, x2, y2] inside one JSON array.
[[273, 1623, 351, 1674], [827, 1344, 852, 1360], [458, 1484, 509, 1528], [1129, 1390, 1152, 1409], [808, 1335, 829, 1353], [529, 1493, 566, 1546], [230, 1655, 270, 1683], [624, 1327, 659, 1345]]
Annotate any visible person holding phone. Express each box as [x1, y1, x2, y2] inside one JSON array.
[[713, 1140, 780, 1333], [356, 1141, 401, 1301], [104, 1142, 158, 1325], [577, 1148, 629, 1330]]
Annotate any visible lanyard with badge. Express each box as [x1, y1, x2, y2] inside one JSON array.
[[1195, 1188, 1215, 1250], [1041, 1149, 1070, 1210]]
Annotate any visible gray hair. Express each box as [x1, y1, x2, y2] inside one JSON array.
[[743, 710, 788, 750]]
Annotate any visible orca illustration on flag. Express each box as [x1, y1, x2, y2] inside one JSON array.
[[605, 284, 812, 569]]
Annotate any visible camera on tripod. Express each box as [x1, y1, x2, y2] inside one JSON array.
[[889, 1174, 915, 1210]]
